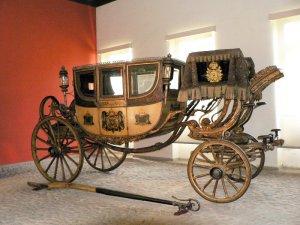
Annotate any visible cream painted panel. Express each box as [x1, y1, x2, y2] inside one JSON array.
[[127, 102, 162, 136], [75, 105, 100, 135]]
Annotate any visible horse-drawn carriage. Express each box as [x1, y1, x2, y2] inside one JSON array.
[[31, 48, 284, 205]]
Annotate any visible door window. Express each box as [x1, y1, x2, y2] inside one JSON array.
[[101, 68, 123, 97], [129, 64, 158, 96]]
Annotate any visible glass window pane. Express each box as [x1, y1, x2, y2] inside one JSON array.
[[79, 71, 95, 98], [102, 68, 123, 97], [129, 64, 157, 96], [170, 68, 180, 90]]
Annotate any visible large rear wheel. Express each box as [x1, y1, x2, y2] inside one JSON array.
[[32, 116, 83, 182]]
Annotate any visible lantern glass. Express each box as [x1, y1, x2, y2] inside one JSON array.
[[164, 65, 171, 79], [60, 75, 69, 88]]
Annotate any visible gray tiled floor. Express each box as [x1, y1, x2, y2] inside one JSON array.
[[1, 157, 300, 225]]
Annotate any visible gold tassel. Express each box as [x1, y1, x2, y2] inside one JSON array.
[[177, 90, 188, 102], [207, 86, 214, 98]]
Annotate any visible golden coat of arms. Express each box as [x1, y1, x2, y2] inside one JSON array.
[[206, 61, 223, 82], [102, 110, 125, 132]]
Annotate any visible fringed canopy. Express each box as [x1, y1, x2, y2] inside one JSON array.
[[178, 48, 255, 102]]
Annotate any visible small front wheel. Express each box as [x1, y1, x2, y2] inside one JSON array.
[[187, 140, 251, 203], [31, 116, 83, 182]]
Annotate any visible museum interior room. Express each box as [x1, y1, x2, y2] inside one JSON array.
[[1, 0, 300, 224]]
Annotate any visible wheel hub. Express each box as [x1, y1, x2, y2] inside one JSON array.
[[210, 167, 224, 180], [48, 146, 59, 157]]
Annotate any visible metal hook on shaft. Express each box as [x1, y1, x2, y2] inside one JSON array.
[[172, 196, 201, 216]]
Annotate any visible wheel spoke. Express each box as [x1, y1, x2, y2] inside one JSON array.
[[208, 145, 218, 163], [60, 156, 66, 181], [103, 148, 113, 167], [213, 180, 219, 197], [99, 147, 104, 169], [225, 175, 239, 192], [36, 148, 50, 151], [221, 178, 229, 198], [220, 146, 225, 164], [63, 138, 75, 148], [107, 148, 120, 161], [251, 164, 258, 170], [67, 149, 80, 153], [238, 166, 242, 178], [60, 127, 69, 146], [94, 147, 100, 167], [198, 153, 214, 164], [193, 163, 211, 169], [45, 157, 56, 173], [225, 154, 238, 166], [65, 154, 79, 166], [46, 121, 58, 146], [226, 162, 244, 169], [87, 147, 97, 160], [54, 156, 59, 179], [62, 155, 73, 177], [36, 136, 52, 146], [193, 173, 210, 179], [56, 123, 61, 143], [38, 154, 51, 162], [40, 125, 55, 146], [203, 178, 214, 191]]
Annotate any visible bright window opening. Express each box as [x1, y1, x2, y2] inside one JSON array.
[[167, 28, 216, 61], [98, 44, 132, 63], [272, 14, 300, 147], [166, 27, 216, 143]]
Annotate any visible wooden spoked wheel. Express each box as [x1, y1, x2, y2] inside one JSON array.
[[243, 133, 265, 179], [245, 147, 265, 179], [230, 133, 265, 181], [32, 116, 83, 182], [187, 140, 251, 203], [83, 139, 127, 172], [39, 96, 61, 119]]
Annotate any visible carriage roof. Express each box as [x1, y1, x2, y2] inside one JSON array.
[[72, 56, 185, 71]]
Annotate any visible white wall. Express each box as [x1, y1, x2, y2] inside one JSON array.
[[96, 0, 300, 167]]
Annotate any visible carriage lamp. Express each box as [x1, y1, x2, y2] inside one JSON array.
[[59, 66, 69, 106], [163, 54, 174, 103]]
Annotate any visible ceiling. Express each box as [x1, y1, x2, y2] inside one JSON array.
[[70, 0, 116, 7]]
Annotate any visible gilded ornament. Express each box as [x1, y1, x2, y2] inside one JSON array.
[[102, 110, 125, 132], [206, 61, 223, 83]]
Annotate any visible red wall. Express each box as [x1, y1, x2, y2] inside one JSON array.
[[0, 0, 97, 165]]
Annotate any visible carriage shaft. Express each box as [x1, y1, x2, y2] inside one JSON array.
[[27, 181, 200, 215]]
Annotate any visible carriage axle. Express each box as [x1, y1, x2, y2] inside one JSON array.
[[27, 181, 200, 216]]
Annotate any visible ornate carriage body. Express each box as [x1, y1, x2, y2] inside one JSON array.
[[31, 48, 284, 204], [73, 57, 186, 144]]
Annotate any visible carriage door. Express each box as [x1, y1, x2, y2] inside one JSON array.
[[126, 62, 163, 136], [98, 65, 128, 137]]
